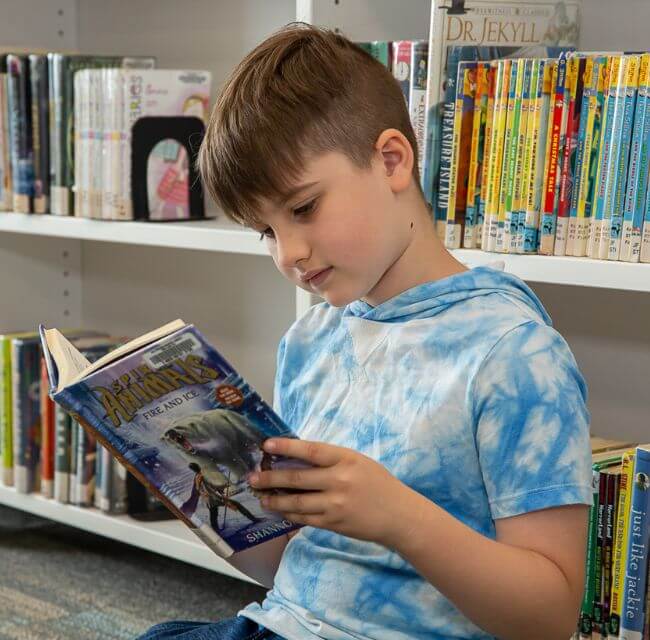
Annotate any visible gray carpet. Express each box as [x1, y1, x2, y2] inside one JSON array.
[[0, 507, 267, 640]]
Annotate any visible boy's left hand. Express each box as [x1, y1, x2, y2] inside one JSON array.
[[247, 437, 416, 548]]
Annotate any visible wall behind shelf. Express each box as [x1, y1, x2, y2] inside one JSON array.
[[80, 241, 296, 402]]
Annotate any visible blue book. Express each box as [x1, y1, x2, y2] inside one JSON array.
[[620, 445, 650, 640], [40, 320, 304, 557]]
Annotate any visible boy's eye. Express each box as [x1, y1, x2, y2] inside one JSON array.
[[259, 228, 275, 241], [293, 199, 316, 216]]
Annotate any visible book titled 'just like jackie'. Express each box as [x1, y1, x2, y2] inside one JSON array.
[[39, 320, 305, 558]]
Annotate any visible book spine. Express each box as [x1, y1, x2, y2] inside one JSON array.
[[94, 439, 103, 508], [540, 53, 567, 255], [642, 155, 650, 262], [478, 62, 497, 250], [496, 59, 518, 253], [621, 54, 650, 263], [11, 340, 39, 494], [556, 55, 584, 256], [409, 41, 428, 179], [445, 62, 476, 249], [486, 59, 510, 252], [593, 469, 609, 636], [54, 403, 70, 503], [580, 467, 602, 638], [76, 420, 96, 506], [610, 451, 636, 636], [6, 55, 34, 213], [29, 54, 49, 214], [589, 55, 621, 259], [392, 41, 411, 107], [39, 356, 54, 498], [55, 386, 235, 557], [1, 67, 13, 211], [0, 337, 13, 486], [48, 53, 66, 215], [464, 62, 488, 249], [609, 56, 640, 261], [0, 60, 8, 211], [512, 59, 532, 254], [572, 56, 600, 257], [109, 456, 128, 514], [73, 69, 85, 217], [620, 447, 650, 639], [521, 59, 540, 255], [603, 470, 619, 634]]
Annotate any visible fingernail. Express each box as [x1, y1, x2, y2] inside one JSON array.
[[248, 473, 259, 485], [264, 439, 277, 451]]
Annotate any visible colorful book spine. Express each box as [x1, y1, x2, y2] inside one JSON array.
[[512, 59, 532, 254], [54, 403, 71, 502], [464, 62, 489, 249], [593, 467, 609, 635], [446, 61, 476, 249], [409, 41, 429, 179], [610, 451, 636, 637], [621, 54, 650, 263], [29, 54, 49, 214], [11, 336, 41, 494], [524, 59, 554, 254], [589, 55, 623, 259], [608, 55, 640, 261], [484, 59, 510, 252], [6, 54, 34, 214], [357, 41, 392, 68], [602, 469, 619, 634], [392, 41, 412, 107], [0, 335, 14, 486], [539, 53, 567, 255], [557, 55, 585, 256], [39, 356, 55, 498], [620, 446, 650, 639], [0, 57, 10, 211], [495, 59, 518, 253]]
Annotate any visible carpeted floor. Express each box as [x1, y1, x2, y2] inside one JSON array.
[[0, 508, 267, 640]]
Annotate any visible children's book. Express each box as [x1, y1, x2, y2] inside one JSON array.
[[39, 320, 304, 558]]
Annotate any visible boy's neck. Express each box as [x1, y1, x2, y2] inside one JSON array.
[[362, 197, 468, 308]]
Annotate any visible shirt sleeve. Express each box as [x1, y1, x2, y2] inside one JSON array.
[[472, 320, 593, 520]]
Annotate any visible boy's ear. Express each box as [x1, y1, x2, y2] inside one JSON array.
[[375, 128, 414, 193]]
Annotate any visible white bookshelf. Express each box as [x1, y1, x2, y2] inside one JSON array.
[[0, 0, 648, 582]]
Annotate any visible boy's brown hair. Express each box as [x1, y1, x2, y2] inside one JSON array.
[[197, 22, 421, 227]]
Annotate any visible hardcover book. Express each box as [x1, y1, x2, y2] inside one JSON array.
[[39, 320, 303, 558]]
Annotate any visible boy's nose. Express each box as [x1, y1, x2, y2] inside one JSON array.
[[275, 231, 311, 270]]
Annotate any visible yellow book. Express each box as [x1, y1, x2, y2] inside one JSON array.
[[481, 60, 499, 250], [478, 64, 496, 249], [609, 449, 636, 635]]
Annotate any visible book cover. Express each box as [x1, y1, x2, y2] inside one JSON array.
[[421, 0, 581, 235], [41, 322, 304, 557], [620, 446, 650, 639], [409, 41, 429, 177]]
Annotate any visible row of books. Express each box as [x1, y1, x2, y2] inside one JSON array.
[[0, 53, 212, 221], [443, 52, 650, 264], [0, 329, 167, 517], [573, 439, 650, 640], [357, 40, 429, 177]]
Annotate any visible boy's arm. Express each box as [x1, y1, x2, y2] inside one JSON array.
[[390, 493, 588, 640], [225, 533, 291, 588]]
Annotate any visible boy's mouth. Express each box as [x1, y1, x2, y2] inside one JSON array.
[[300, 267, 332, 285]]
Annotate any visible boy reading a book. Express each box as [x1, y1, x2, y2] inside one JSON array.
[[138, 24, 592, 640]]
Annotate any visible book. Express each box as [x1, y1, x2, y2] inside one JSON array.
[[421, 0, 581, 238], [39, 320, 304, 558], [409, 41, 429, 179], [619, 445, 650, 639]]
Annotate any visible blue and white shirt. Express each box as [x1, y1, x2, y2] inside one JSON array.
[[241, 266, 592, 640]]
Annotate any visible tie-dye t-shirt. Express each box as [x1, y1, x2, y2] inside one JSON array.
[[240, 265, 592, 640]]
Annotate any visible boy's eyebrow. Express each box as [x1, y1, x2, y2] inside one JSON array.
[[275, 181, 320, 206]]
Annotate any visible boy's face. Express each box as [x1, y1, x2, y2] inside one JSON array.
[[254, 150, 413, 307]]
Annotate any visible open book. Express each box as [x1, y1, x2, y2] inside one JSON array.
[[40, 320, 303, 558]]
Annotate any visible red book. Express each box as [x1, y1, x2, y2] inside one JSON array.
[[40, 355, 55, 498]]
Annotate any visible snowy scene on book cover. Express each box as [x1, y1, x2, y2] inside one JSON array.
[[61, 325, 304, 552]]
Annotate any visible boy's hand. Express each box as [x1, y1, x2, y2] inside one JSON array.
[[247, 437, 416, 548]]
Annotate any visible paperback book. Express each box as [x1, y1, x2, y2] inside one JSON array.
[[39, 320, 304, 558]]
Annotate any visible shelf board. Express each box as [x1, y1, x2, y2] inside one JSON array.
[[1, 212, 649, 291], [0, 212, 267, 256], [0, 484, 257, 585]]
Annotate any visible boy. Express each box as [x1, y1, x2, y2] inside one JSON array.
[[138, 23, 592, 640]]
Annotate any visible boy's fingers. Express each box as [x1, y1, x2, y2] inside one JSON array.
[[250, 466, 330, 491], [262, 491, 327, 515], [264, 438, 341, 467]]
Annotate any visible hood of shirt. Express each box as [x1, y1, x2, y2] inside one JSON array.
[[343, 264, 551, 326]]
